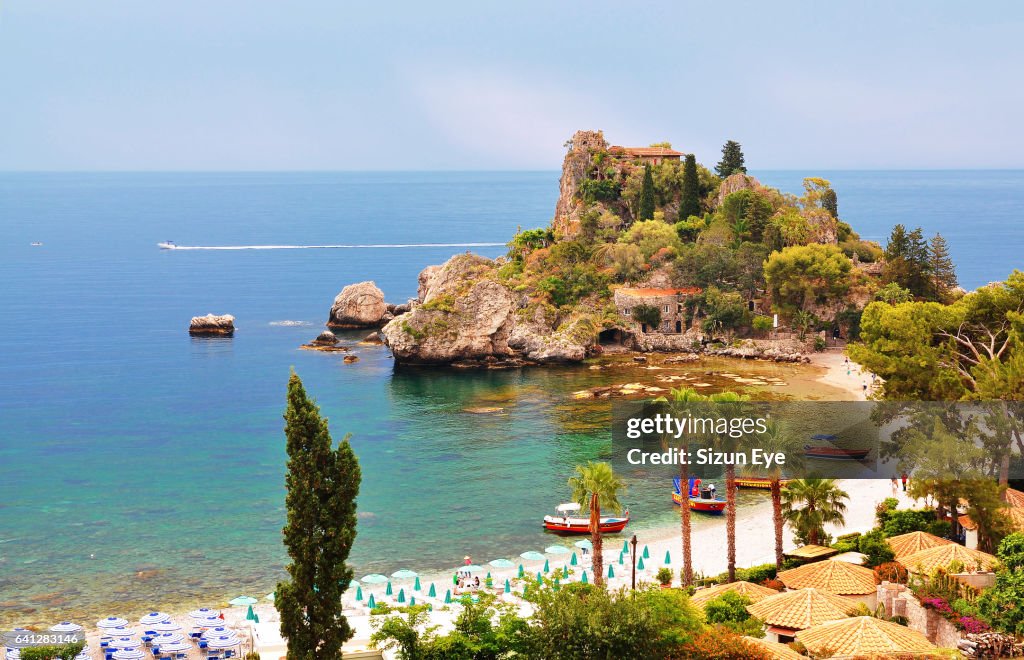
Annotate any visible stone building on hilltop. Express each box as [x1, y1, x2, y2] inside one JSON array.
[[608, 145, 683, 166]]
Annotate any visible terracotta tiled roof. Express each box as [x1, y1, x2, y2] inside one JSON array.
[[777, 559, 877, 595], [746, 588, 860, 631], [960, 505, 1024, 533], [616, 287, 702, 297], [743, 636, 805, 660], [1005, 487, 1024, 508], [897, 543, 999, 574], [886, 531, 955, 558], [785, 544, 839, 560], [608, 145, 684, 158], [690, 580, 779, 607], [796, 616, 936, 657], [958, 514, 979, 531]]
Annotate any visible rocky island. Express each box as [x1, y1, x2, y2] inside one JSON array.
[[188, 313, 235, 336]]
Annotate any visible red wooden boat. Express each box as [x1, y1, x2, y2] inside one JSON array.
[[672, 477, 726, 514], [803, 444, 870, 460], [542, 502, 629, 534]]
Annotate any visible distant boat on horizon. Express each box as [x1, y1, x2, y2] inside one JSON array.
[[157, 241, 176, 249], [30, 242, 42, 246]]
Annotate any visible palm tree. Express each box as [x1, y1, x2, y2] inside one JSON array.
[[707, 391, 750, 583], [781, 478, 849, 546], [568, 461, 626, 588], [741, 420, 805, 569]]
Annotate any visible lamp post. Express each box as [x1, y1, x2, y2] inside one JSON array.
[[630, 534, 638, 596]]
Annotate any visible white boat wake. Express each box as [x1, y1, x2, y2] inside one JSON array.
[[158, 241, 505, 250]]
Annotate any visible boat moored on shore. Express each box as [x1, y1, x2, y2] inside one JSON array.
[[542, 502, 629, 535], [672, 477, 726, 514]]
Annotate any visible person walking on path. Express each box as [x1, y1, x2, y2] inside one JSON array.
[[900, 472, 909, 492]]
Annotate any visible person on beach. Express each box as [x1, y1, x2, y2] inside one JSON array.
[[464, 555, 472, 566], [862, 382, 868, 394], [901, 472, 909, 491], [891, 475, 899, 496]]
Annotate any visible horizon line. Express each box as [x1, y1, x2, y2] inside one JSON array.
[[2, 167, 1024, 174]]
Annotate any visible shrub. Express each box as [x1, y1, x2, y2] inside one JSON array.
[[579, 178, 620, 203], [752, 315, 773, 333], [958, 616, 990, 634], [858, 529, 896, 567], [657, 567, 674, 586], [703, 592, 752, 626], [760, 578, 785, 592], [632, 304, 662, 330], [873, 562, 908, 584], [19, 645, 86, 660], [668, 628, 771, 660], [813, 336, 828, 352], [996, 532, 1024, 572], [875, 498, 900, 527]]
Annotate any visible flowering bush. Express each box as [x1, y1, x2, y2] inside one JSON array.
[[760, 579, 785, 592], [922, 597, 953, 615], [957, 616, 990, 634], [922, 596, 992, 633], [873, 561, 909, 584]]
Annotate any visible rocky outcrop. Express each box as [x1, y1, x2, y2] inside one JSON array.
[[327, 281, 388, 328], [189, 314, 234, 336], [552, 130, 609, 237], [507, 306, 593, 363], [715, 173, 763, 207], [382, 255, 518, 364], [704, 338, 811, 363], [301, 330, 351, 352], [311, 330, 339, 346], [417, 266, 442, 302]]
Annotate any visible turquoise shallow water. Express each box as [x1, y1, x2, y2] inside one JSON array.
[[0, 170, 1021, 624]]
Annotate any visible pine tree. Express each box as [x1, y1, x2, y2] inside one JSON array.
[[715, 140, 747, 178], [930, 233, 958, 295], [906, 227, 933, 299], [277, 371, 361, 659], [638, 164, 656, 221], [822, 188, 838, 218], [678, 153, 701, 221]]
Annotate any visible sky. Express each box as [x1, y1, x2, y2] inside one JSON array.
[[1, 1, 1022, 171]]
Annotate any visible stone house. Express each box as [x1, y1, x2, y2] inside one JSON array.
[[607, 145, 683, 166], [613, 287, 702, 334]]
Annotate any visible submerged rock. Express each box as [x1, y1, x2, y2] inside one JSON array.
[[301, 330, 351, 352], [327, 281, 388, 328], [189, 314, 235, 336], [311, 330, 339, 346]]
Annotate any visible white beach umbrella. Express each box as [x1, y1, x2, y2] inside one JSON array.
[[157, 641, 191, 653], [188, 607, 217, 620], [201, 626, 235, 639], [112, 649, 144, 660], [107, 637, 138, 650], [73, 650, 90, 660], [97, 616, 129, 630], [153, 632, 185, 645], [206, 635, 239, 650], [196, 616, 224, 628], [49, 621, 83, 633], [152, 621, 183, 633], [106, 626, 136, 637], [138, 611, 171, 625], [6, 650, 20, 660]]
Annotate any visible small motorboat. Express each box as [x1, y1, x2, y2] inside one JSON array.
[[803, 444, 870, 460], [543, 502, 629, 535], [157, 241, 177, 249], [672, 477, 726, 514], [734, 476, 791, 489], [30, 242, 43, 247]]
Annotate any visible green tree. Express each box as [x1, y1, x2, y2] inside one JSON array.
[[620, 219, 683, 259], [978, 532, 1024, 635], [715, 140, 747, 178], [638, 165, 656, 221], [883, 224, 934, 299], [822, 188, 838, 218], [857, 529, 896, 568], [875, 282, 913, 305], [763, 244, 853, 314], [277, 371, 362, 659], [678, 154, 701, 220], [930, 233, 958, 298], [702, 592, 765, 637], [632, 304, 662, 331], [782, 478, 849, 546], [568, 462, 626, 588]]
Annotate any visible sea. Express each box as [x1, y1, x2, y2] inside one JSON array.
[[1, 170, 1021, 624]]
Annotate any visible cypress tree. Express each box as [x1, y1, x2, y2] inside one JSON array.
[[715, 140, 747, 178], [678, 153, 701, 221], [277, 371, 361, 659], [930, 233, 958, 294], [822, 188, 839, 218], [638, 164, 656, 221]]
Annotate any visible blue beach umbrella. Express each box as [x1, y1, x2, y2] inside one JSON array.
[[391, 569, 419, 580], [575, 539, 593, 550], [504, 579, 511, 593], [607, 564, 615, 578], [428, 583, 436, 598], [397, 588, 406, 603], [519, 550, 545, 561], [581, 570, 589, 584], [97, 617, 129, 630], [355, 586, 363, 601], [461, 564, 484, 573], [156, 642, 190, 655], [361, 573, 389, 584], [50, 622, 83, 633], [570, 552, 578, 566], [618, 551, 624, 565], [536, 571, 543, 585], [486, 571, 491, 580], [664, 550, 671, 565], [545, 545, 570, 555], [152, 622, 182, 634], [264, 593, 276, 602], [367, 594, 376, 609], [385, 582, 393, 596], [553, 577, 560, 591], [108, 637, 137, 650], [637, 556, 645, 570], [642, 545, 650, 559], [111, 650, 144, 660], [489, 558, 515, 569]]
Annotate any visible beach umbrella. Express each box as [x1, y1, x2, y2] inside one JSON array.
[[50, 622, 83, 633], [618, 552, 624, 565], [112, 650, 144, 660], [207, 635, 239, 650], [197, 617, 222, 628], [486, 571, 491, 580], [664, 550, 671, 565], [444, 590, 452, 604], [607, 564, 614, 579], [201, 627, 233, 639], [536, 571, 543, 585], [246, 605, 256, 621], [156, 641, 190, 654], [581, 570, 589, 584], [188, 608, 216, 620], [138, 612, 170, 626], [107, 626, 135, 637], [97, 616, 129, 630], [575, 539, 593, 550], [427, 583, 436, 598], [361, 573, 389, 584], [414, 576, 421, 591], [523, 584, 529, 596], [409, 596, 416, 606], [553, 577, 560, 591], [355, 585, 363, 601], [108, 637, 137, 650], [545, 545, 570, 555], [519, 550, 545, 561], [642, 545, 649, 559], [562, 566, 569, 579], [504, 579, 511, 593], [621, 540, 629, 554], [489, 558, 515, 569], [391, 569, 419, 580], [397, 588, 406, 604], [367, 594, 376, 609], [153, 632, 184, 645], [253, 613, 260, 624], [637, 556, 645, 570], [264, 592, 276, 602], [517, 564, 525, 578], [385, 582, 393, 595], [570, 552, 578, 566], [152, 622, 182, 633], [229, 595, 257, 607], [543, 559, 550, 573]]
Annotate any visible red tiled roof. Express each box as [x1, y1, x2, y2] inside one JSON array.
[[616, 287, 702, 297], [609, 145, 684, 157]]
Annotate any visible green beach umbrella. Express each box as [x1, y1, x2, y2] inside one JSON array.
[[642, 545, 649, 559], [486, 571, 491, 580], [413, 576, 421, 591], [246, 605, 255, 621], [367, 594, 376, 609], [562, 566, 569, 579], [570, 552, 578, 566], [607, 564, 615, 579], [622, 540, 629, 554], [536, 571, 543, 585], [518, 564, 525, 578], [581, 570, 589, 584], [504, 579, 510, 594], [397, 588, 406, 603], [637, 556, 645, 570], [523, 584, 529, 596], [385, 582, 393, 596], [444, 590, 452, 604], [618, 551, 624, 565], [355, 585, 363, 601], [427, 583, 436, 598], [553, 577, 560, 591], [664, 550, 671, 565], [409, 596, 415, 606], [253, 613, 259, 624], [543, 559, 550, 573]]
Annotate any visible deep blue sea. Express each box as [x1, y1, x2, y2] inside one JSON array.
[[1, 170, 1021, 624]]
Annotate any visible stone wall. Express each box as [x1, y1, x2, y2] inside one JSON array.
[[879, 583, 961, 650]]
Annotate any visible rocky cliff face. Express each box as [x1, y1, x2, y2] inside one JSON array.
[[328, 281, 389, 328], [552, 130, 609, 238]]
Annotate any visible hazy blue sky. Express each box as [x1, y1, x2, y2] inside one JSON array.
[[1, 1, 1022, 170]]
